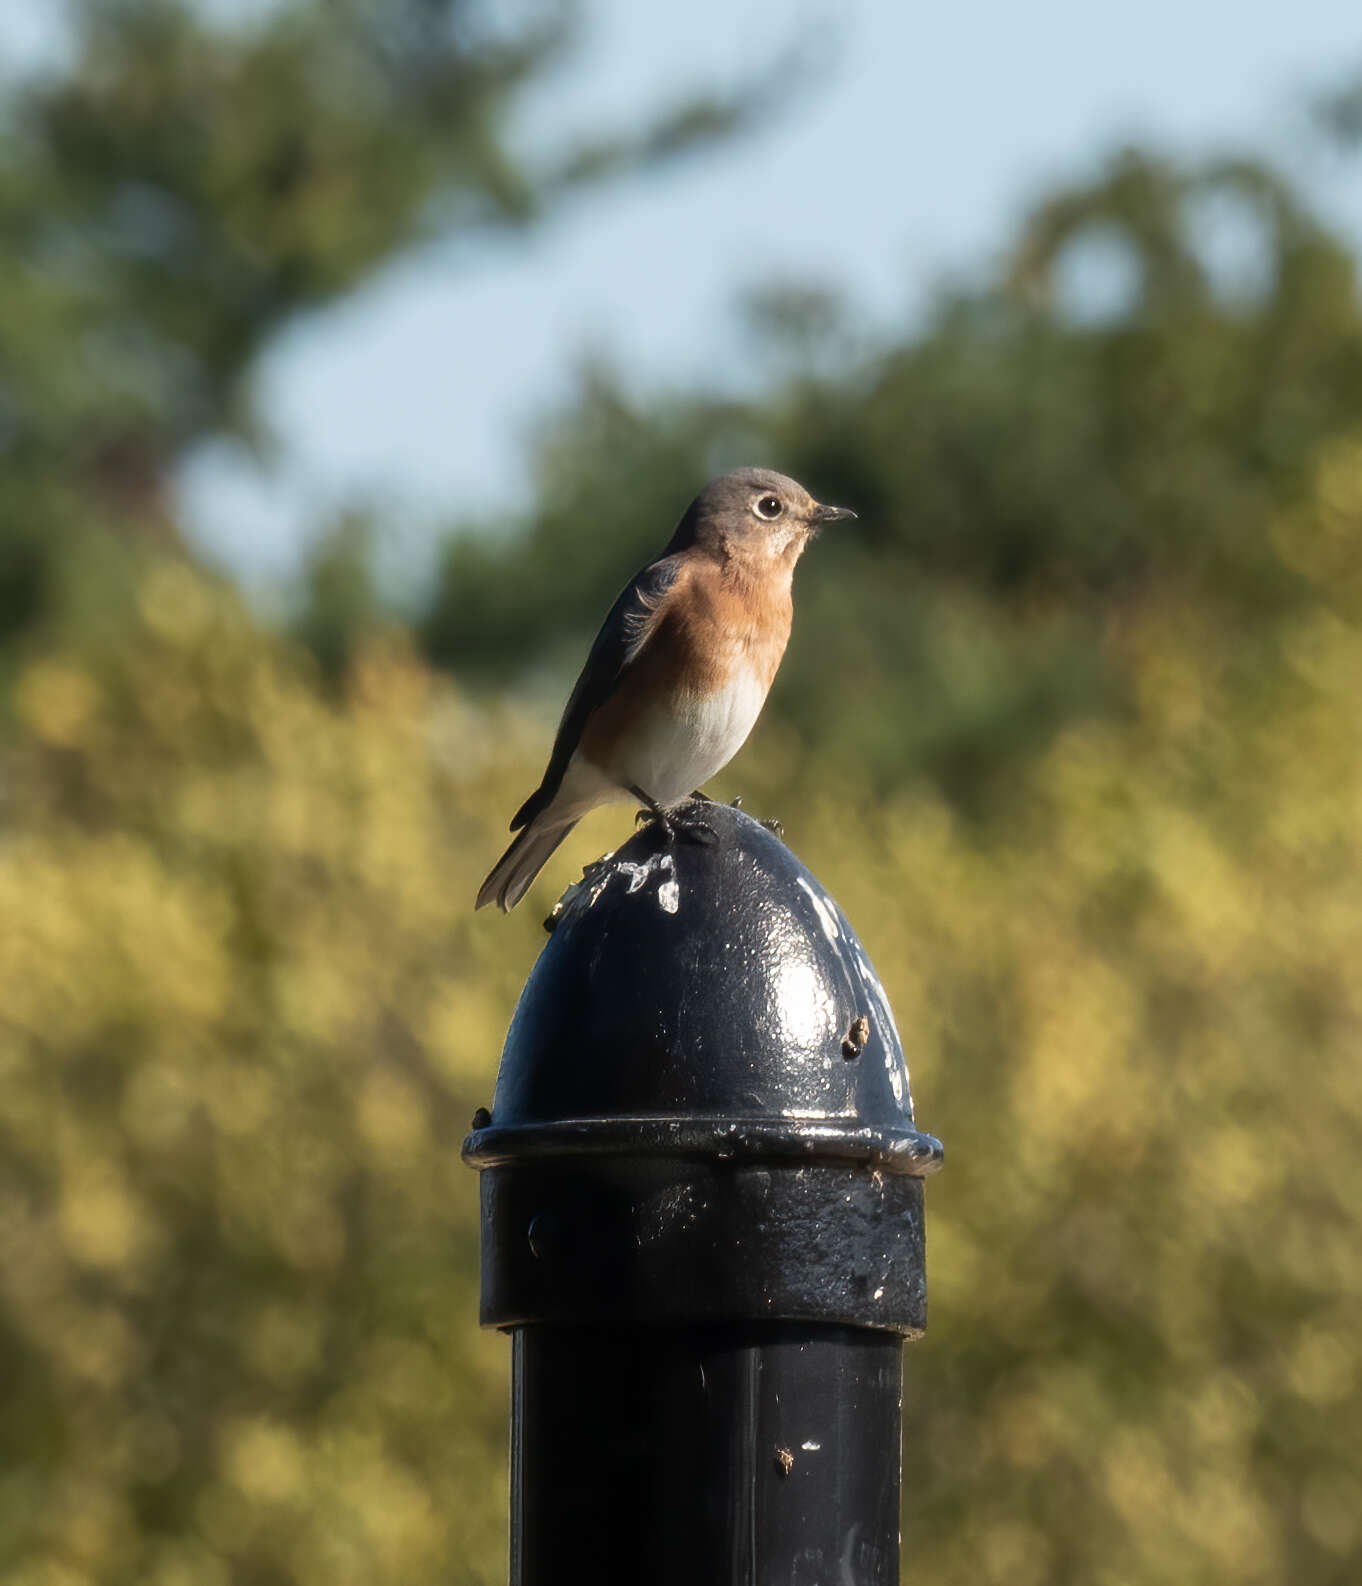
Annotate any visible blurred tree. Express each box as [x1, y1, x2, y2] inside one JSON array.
[[293, 510, 386, 684], [0, 0, 763, 655], [1315, 65, 1362, 147], [0, 565, 546, 1584]]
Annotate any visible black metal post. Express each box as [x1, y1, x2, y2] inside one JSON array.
[[464, 805, 942, 1585]]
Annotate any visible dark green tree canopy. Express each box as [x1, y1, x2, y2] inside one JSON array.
[[0, 0, 757, 648], [418, 149, 1362, 799]]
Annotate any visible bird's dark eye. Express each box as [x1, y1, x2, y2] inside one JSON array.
[[754, 494, 784, 520]]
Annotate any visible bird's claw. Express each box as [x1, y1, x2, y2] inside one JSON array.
[[635, 792, 714, 844], [635, 807, 677, 842]]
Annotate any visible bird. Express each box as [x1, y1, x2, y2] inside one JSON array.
[[475, 467, 855, 911]]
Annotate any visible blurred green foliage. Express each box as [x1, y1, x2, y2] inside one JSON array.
[[2, 4, 1362, 1583], [423, 150, 1362, 802], [1, 581, 539, 1584], [0, 0, 757, 654]]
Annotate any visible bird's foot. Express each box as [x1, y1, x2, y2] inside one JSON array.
[[673, 800, 719, 845], [630, 785, 677, 842], [760, 816, 785, 839], [630, 785, 719, 844], [635, 806, 677, 840]]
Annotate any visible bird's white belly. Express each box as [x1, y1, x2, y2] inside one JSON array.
[[618, 667, 769, 805]]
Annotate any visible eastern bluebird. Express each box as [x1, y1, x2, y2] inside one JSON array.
[[475, 467, 855, 911]]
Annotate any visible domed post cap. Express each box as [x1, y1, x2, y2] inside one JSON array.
[[464, 803, 942, 1336]]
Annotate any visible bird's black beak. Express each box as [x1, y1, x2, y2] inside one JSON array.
[[813, 502, 857, 524]]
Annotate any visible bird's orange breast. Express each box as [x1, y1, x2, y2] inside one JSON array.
[[579, 559, 792, 771]]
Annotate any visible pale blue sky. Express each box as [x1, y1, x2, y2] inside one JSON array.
[[6, 1, 1361, 584]]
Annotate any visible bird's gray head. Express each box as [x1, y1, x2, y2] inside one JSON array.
[[668, 467, 856, 565]]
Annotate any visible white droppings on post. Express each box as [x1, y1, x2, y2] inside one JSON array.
[[609, 850, 680, 914], [656, 854, 679, 914], [844, 926, 913, 1110], [796, 874, 841, 945], [884, 1047, 905, 1105], [552, 864, 613, 920], [850, 936, 898, 1043], [553, 848, 681, 924], [616, 858, 652, 895], [801, 1440, 821, 1452]]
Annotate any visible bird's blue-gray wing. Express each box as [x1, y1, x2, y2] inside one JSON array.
[[510, 555, 681, 830]]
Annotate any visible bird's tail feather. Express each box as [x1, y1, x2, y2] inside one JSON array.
[[475, 818, 579, 912]]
